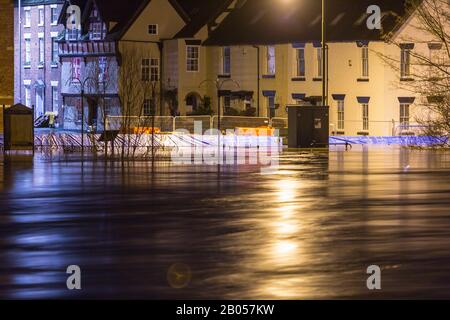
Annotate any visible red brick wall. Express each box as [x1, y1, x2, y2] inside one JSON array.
[[14, 2, 64, 117], [0, 0, 14, 105]]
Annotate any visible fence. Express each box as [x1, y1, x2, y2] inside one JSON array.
[[105, 115, 429, 137], [106, 115, 287, 134]]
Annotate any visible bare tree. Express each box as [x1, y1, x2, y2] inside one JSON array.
[[117, 45, 160, 159], [378, 0, 450, 144]]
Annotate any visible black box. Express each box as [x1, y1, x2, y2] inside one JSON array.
[[287, 105, 329, 148]]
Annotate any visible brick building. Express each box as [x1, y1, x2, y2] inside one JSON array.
[[14, 0, 64, 121], [0, 0, 14, 111]]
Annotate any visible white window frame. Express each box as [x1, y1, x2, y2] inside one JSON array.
[[361, 45, 369, 78], [141, 58, 150, 81], [266, 46, 276, 75], [361, 103, 369, 131], [51, 33, 59, 65], [143, 98, 153, 116], [24, 84, 31, 107], [38, 34, 45, 66], [51, 84, 59, 113], [38, 6, 44, 27], [401, 48, 411, 78], [150, 58, 159, 82], [50, 5, 58, 25], [186, 45, 199, 72], [24, 7, 31, 28], [400, 103, 410, 129], [24, 35, 31, 66], [296, 48, 305, 78]]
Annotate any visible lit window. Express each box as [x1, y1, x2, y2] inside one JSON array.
[[98, 57, 108, 82], [186, 46, 199, 72], [90, 22, 104, 40], [266, 46, 276, 75]]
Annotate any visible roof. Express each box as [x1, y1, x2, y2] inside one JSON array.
[[204, 0, 420, 46], [174, 0, 235, 38]]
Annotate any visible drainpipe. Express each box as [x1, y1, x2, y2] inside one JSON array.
[[252, 45, 260, 117]]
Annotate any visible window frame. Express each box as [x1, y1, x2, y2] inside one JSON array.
[[361, 103, 369, 131], [337, 100, 345, 130], [266, 46, 276, 75], [400, 103, 410, 129], [186, 45, 200, 72], [400, 48, 411, 78], [222, 46, 231, 75], [361, 45, 369, 78], [148, 24, 158, 35], [296, 48, 306, 78]]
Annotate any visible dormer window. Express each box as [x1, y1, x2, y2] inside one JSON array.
[[90, 22, 105, 40]]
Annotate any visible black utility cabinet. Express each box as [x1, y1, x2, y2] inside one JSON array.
[[287, 105, 329, 148]]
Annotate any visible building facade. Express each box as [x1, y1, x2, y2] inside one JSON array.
[[0, 0, 14, 112], [14, 0, 64, 120]]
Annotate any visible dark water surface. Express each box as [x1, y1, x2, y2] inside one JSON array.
[[1, 146, 450, 299]]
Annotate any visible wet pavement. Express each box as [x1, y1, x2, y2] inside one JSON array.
[[1, 145, 450, 299]]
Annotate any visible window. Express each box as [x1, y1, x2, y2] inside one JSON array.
[[24, 9, 31, 27], [51, 7, 59, 25], [142, 59, 150, 81], [222, 47, 231, 75], [90, 22, 104, 40], [148, 24, 158, 35], [36, 88, 44, 116], [52, 86, 59, 112], [150, 59, 159, 81], [362, 103, 369, 131], [296, 48, 305, 77], [400, 103, 410, 129], [401, 48, 411, 78], [361, 46, 369, 78], [24, 38, 31, 65], [52, 37, 58, 64], [38, 8, 44, 26], [337, 100, 345, 130], [224, 96, 231, 109], [143, 99, 153, 116], [39, 36, 45, 65], [316, 48, 323, 78], [186, 46, 199, 72], [25, 86, 31, 107], [266, 46, 276, 75], [98, 57, 108, 82], [267, 96, 275, 118], [72, 57, 81, 81]]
